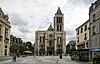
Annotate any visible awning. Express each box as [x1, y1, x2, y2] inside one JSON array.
[[89, 48, 100, 51], [24, 51, 33, 53]]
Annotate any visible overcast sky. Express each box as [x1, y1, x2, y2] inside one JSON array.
[[0, 0, 96, 45]]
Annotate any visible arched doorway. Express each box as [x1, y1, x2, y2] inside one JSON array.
[[57, 49, 62, 55], [39, 49, 44, 56], [49, 51, 52, 55]]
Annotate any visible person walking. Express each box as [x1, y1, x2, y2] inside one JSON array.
[[12, 55, 16, 62]]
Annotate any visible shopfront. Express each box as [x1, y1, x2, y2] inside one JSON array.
[[71, 49, 89, 61], [90, 48, 100, 60]]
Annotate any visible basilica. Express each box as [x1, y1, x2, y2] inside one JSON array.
[[35, 7, 66, 56]]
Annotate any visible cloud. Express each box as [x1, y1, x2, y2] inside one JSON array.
[[0, 0, 96, 44], [65, 28, 76, 43], [38, 17, 50, 29], [10, 13, 28, 26], [83, 0, 96, 5], [65, 28, 75, 36], [67, 35, 76, 42]]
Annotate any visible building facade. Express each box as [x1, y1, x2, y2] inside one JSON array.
[[10, 35, 23, 54], [66, 41, 76, 54], [0, 7, 11, 56], [89, 0, 100, 60], [35, 7, 66, 56], [76, 20, 90, 49]]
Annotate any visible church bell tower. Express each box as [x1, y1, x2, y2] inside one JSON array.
[[54, 7, 64, 32]]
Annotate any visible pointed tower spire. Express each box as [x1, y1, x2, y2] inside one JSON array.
[[55, 7, 62, 15]]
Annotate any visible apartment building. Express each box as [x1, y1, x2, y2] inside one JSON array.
[[76, 20, 90, 49], [0, 7, 11, 56], [89, 0, 100, 60]]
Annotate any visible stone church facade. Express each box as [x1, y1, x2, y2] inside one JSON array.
[[35, 7, 66, 56]]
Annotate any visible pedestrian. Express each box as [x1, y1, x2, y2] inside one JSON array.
[[56, 60, 59, 63], [12, 55, 16, 62], [33, 54, 35, 57]]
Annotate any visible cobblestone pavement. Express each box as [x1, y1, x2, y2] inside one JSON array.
[[0, 56, 92, 64]]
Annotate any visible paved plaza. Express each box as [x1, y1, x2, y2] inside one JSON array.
[[0, 56, 92, 64]]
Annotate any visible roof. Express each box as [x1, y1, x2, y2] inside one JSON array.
[[0, 7, 4, 15], [76, 20, 89, 30], [47, 24, 54, 31], [90, 48, 100, 51], [24, 51, 32, 53], [55, 7, 63, 15], [68, 41, 76, 45]]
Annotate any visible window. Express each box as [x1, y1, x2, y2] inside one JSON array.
[[5, 49, 7, 56], [57, 17, 62, 23], [99, 23, 100, 32], [0, 25, 2, 36], [60, 25, 62, 31], [82, 43, 85, 48], [0, 13, 2, 17], [57, 37, 59, 43], [86, 42, 88, 48], [57, 17, 58, 23], [92, 26, 96, 35], [84, 33, 87, 40], [43, 37, 45, 42], [5, 28, 8, 38], [93, 14, 96, 22], [40, 37, 41, 43], [5, 45, 7, 48], [57, 25, 59, 31], [41, 45, 43, 48], [81, 28, 83, 33], [77, 37, 79, 42], [60, 17, 62, 23], [58, 17, 60, 23], [49, 34, 53, 38], [84, 25, 87, 31], [99, 37, 100, 46], [49, 40, 52, 46], [93, 4, 95, 9], [77, 30, 79, 35], [60, 37, 62, 43]]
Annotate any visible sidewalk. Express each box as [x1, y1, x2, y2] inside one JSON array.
[[0, 56, 12, 62]]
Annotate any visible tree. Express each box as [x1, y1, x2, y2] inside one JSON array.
[[10, 43, 20, 55]]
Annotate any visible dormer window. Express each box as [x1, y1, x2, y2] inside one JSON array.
[[93, 4, 95, 9]]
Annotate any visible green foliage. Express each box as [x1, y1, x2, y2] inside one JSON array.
[[10, 41, 34, 55]]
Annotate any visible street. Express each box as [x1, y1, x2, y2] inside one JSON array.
[[0, 56, 92, 64]]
